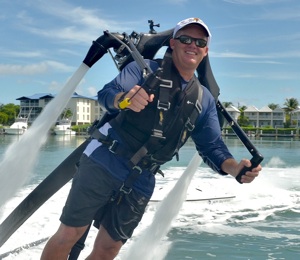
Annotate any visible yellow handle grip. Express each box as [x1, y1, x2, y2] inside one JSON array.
[[118, 97, 131, 109]]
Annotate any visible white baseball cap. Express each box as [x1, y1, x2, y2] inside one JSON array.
[[173, 17, 211, 44]]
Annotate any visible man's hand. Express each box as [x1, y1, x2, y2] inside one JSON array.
[[237, 159, 261, 183], [222, 158, 262, 184], [115, 85, 154, 112]]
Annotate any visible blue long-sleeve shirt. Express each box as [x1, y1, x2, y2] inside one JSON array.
[[84, 60, 233, 198]]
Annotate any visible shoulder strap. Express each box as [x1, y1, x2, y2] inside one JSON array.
[[175, 76, 203, 155], [185, 76, 203, 131], [150, 48, 182, 139]]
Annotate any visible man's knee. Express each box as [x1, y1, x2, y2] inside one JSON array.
[[87, 243, 123, 260], [43, 224, 89, 251], [87, 225, 123, 259]]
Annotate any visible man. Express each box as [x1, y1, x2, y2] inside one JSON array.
[[41, 17, 261, 260]]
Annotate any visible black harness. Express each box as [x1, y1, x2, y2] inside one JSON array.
[[90, 49, 203, 198]]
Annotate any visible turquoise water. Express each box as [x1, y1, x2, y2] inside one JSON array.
[[0, 134, 299, 259]]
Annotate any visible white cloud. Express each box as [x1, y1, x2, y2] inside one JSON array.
[[0, 63, 47, 75], [211, 50, 300, 59], [16, 1, 131, 46], [16, 10, 34, 24], [0, 61, 74, 75], [87, 86, 98, 97], [3, 51, 44, 58], [48, 80, 63, 92], [211, 51, 263, 59]]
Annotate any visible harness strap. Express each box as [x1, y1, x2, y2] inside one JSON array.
[[92, 127, 164, 164], [185, 81, 203, 131], [174, 80, 203, 155], [157, 78, 172, 110], [90, 130, 135, 162], [151, 50, 174, 139], [118, 166, 142, 195], [90, 128, 163, 202], [152, 79, 172, 139], [157, 80, 172, 110]]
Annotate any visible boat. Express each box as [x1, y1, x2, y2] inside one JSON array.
[[4, 108, 32, 135], [53, 118, 76, 135], [5, 118, 28, 135]]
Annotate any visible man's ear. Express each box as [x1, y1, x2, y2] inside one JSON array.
[[169, 38, 175, 49], [204, 47, 209, 57]]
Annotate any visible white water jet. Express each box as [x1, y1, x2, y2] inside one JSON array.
[[0, 63, 89, 209], [123, 152, 202, 260]]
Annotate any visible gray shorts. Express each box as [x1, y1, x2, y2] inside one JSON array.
[[60, 154, 150, 242]]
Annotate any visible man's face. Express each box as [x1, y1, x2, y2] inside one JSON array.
[[170, 24, 209, 71]]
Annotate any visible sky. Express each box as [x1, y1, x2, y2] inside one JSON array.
[[1, 0, 300, 109]]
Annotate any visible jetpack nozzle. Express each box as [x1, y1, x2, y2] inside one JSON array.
[[83, 31, 124, 68]]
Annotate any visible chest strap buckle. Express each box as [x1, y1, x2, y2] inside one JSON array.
[[185, 118, 195, 131], [157, 100, 170, 111], [119, 184, 132, 194], [108, 140, 118, 153]]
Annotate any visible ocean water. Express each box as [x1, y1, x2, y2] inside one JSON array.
[[0, 134, 299, 259]]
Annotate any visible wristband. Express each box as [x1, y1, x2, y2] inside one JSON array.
[[117, 92, 128, 109]]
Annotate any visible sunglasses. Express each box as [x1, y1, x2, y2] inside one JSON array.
[[175, 35, 207, 48]]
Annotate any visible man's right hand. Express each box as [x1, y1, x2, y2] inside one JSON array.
[[115, 85, 154, 112]]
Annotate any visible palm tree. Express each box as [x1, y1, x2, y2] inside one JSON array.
[[237, 105, 249, 126], [283, 98, 299, 126], [268, 103, 279, 110], [222, 101, 233, 108], [59, 108, 73, 120]]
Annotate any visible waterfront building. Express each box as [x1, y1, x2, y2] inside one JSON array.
[[223, 105, 240, 127], [291, 106, 300, 127], [16, 92, 104, 126], [244, 105, 260, 127]]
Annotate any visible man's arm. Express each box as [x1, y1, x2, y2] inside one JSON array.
[[98, 60, 159, 113], [191, 89, 262, 183]]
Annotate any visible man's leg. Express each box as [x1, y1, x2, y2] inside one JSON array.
[[40, 223, 89, 260], [86, 225, 123, 260]]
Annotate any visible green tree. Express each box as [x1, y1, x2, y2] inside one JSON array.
[[268, 103, 279, 110], [0, 103, 20, 125], [283, 98, 299, 127], [237, 105, 249, 126], [0, 112, 8, 125], [59, 108, 73, 120], [222, 101, 233, 108]]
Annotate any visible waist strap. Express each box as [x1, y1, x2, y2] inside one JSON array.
[[90, 129, 163, 173]]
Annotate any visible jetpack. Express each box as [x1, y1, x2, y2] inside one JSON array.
[[0, 20, 263, 255]]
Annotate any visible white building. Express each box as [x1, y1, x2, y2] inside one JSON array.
[[244, 105, 260, 127], [272, 107, 285, 128], [257, 106, 273, 127], [16, 92, 104, 125], [222, 104, 286, 128], [291, 106, 300, 127], [224, 105, 240, 126]]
